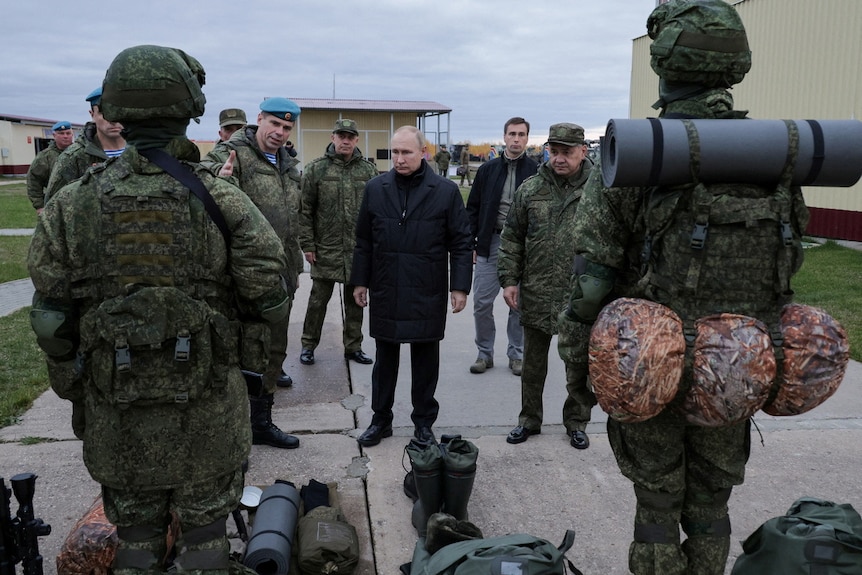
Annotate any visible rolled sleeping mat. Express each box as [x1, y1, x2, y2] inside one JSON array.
[[601, 118, 862, 188], [243, 481, 300, 575]]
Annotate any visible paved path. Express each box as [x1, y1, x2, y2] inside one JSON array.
[[2, 233, 861, 575]]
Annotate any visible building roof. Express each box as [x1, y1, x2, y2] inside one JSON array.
[[0, 113, 85, 129], [290, 98, 451, 114]]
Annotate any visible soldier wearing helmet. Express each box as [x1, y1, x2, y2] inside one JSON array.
[[558, 1, 811, 573], [28, 44, 289, 573]]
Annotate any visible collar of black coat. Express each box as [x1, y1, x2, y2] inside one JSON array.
[[394, 159, 428, 189]]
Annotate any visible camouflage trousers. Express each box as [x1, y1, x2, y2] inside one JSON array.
[[300, 278, 364, 353], [102, 468, 243, 574], [518, 326, 596, 432], [263, 297, 293, 394], [607, 412, 751, 575]]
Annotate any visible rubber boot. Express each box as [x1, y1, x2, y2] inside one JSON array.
[[249, 394, 299, 449], [406, 439, 444, 536], [441, 437, 478, 521]]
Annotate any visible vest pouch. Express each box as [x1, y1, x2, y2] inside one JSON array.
[[80, 286, 229, 407], [239, 321, 271, 374]]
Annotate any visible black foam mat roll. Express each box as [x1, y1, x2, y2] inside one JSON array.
[[601, 118, 862, 188]]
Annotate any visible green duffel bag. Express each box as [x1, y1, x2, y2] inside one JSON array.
[[408, 530, 581, 575], [296, 506, 359, 575], [732, 497, 862, 574]]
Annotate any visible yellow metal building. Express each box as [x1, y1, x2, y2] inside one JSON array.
[[630, 0, 862, 240], [289, 98, 451, 172]]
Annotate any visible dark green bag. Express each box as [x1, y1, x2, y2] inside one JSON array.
[[732, 497, 862, 574], [409, 530, 581, 575]]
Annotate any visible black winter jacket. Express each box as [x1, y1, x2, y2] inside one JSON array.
[[350, 162, 473, 343], [466, 154, 539, 257]]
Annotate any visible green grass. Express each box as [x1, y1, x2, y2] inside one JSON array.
[[0, 236, 31, 283], [0, 308, 49, 428], [792, 240, 862, 362], [0, 182, 37, 228]]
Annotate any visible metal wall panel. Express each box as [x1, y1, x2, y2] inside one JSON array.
[[629, 0, 862, 229]]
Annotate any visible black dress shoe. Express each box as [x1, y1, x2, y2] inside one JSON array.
[[506, 425, 540, 444], [300, 348, 315, 365], [570, 430, 590, 450], [414, 426, 436, 445], [276, 371, 293, 388], [345, 350, 373, 364], [357, 423, 393, 447]]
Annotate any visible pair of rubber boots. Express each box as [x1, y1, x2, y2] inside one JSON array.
[[405, 435, 479, 537]]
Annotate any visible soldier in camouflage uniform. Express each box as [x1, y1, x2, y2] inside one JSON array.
[[559, 2, 809, 573], [433, 144, 451, 177], [28, 45, 290, 574], [45, 87, 126, 202], [497, 123, 597, 449], [26, 121, 75, 212], [205, 97, 304, 449], [297, 119, 377, 366]]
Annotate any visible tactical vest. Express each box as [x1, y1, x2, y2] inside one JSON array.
[[76, 177, 236, 408]]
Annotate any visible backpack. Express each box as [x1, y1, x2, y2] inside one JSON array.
[[79, 285, 234, 407], [638, 119, 808, 325], [408, 530, 582, 575], [731, 498, 862, 574]]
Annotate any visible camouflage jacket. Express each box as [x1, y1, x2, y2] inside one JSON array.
[[297, 143, 378, 282], [498, 158, 594, 334], [433, 149, 451, 170], [26, 141, 63, 209], [45, 123, 110, 201], [28, 138, 288, 489], [205, 125, 303, 286]]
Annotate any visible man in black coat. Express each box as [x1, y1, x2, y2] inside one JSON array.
[[351, 126, 473, 447]]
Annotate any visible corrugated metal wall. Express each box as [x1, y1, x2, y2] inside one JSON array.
[[629, 0, 862, 239]]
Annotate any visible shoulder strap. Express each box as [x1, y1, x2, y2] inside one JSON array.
[[139, 148, 231, 245]]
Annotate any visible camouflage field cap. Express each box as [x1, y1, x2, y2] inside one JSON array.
[[260, 97, 301, 121], [218, 108, 247, 127], [100, 45, 206, 122], [546, 123, 585, 147], [52, 121, 72, 132], [333, 118, 359, 135], [647, 0, 751, 87]]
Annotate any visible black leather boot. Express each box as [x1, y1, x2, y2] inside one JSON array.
[[250, 393, 299, 449]]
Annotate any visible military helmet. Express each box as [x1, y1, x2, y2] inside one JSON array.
[[647, 0, 751, 88], [100, 45, 206, 122]]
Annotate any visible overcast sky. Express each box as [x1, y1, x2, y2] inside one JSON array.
[[1, 0, 658, 145]]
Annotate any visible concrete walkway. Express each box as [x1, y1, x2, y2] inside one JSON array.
[[1, 245, 861, 574]]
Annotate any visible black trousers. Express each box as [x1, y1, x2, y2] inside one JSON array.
[[370, 339, 440, 428]]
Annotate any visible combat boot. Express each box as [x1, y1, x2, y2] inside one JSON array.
[[440, 436, 478, 521], [249, 394, 299, 449], [406, 439, 444, 536]]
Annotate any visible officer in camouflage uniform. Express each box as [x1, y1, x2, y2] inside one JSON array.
[[45, 87, 127, 201], [559, 2, 808, 573], [26, 120, 75, 212], [205, 97, 304, 449], [433, 144, 451, 177], [297, 119, 377, 366], [28, 44, 290, 574], [497, 123, 597, 449]]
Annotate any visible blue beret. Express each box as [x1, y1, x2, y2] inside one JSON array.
[[260, 97, 301, 121], [52, 121, 72, 131], [86, 87, 102, 105]]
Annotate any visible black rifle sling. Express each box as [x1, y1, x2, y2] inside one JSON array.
[[139, 148, 232, 246]]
